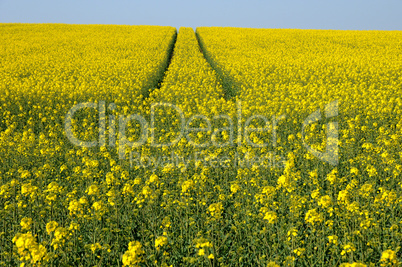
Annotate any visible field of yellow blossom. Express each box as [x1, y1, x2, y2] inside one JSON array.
[[1, 24, 402, 266]]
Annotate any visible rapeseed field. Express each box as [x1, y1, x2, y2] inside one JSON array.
[[1, 24, 402, 266]]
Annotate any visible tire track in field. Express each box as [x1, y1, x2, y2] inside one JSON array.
[[143, 29, 178, 98], [146, 27, 228, 106], [195, 29, 239, 101]]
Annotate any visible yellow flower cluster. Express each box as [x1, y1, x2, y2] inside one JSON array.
[[380, 249, 398, 266], [340, 263, 367, 267], [207, 202, 223, 219], [122, 241, 144, 267], [12, 232, 47, 266], [155, 235, 168, 250]]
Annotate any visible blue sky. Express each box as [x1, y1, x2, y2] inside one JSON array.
[[0, 0, 401, 30]]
